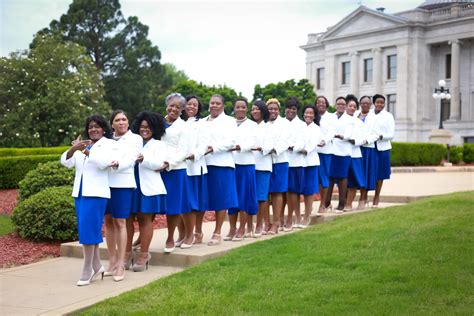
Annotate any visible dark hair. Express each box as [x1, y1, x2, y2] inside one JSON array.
[[109, 109, 128, 126], [335, 96, 347, 104], [182, 94, 203, 120], [131, 111, 166, 140], [346, 94, 359, 109], [210, 94, 224, 104], [251, 100, 270, 123], [315, 95, 329, 108], [372, 94, 385, 104], [84, 115, 112, 139], [302, 105, 321, 126], [359, 95, 371, 103], [285, 96, 300, 110], [233, 97, 248, 107]]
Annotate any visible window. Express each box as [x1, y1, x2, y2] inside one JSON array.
[[317, 68, 325, 90], [342, 61, 350, 85], [387, 94, 396, 116], [364, 58, 373, 82], [464, 137, 474, 144], [441, 99, 450, 122], [387, 55, 397, 80], [446, 54, 451, 79]]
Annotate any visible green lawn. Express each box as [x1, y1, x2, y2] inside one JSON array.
[[81, 192, 474, 315], [0, 215, 13, 236]]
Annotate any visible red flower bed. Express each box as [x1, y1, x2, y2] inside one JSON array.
[[0, 189, 18, 215]]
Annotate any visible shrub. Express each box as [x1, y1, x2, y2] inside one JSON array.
[[0, 146, 68, 157], [11, 186, 77, 241], [448, 146, 463, 164], [18, 161, 74, 201], [391, 142, 447, 166], [0, 154, 60, 189], [463, 144, 474, 163]]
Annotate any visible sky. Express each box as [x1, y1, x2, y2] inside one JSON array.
[[1, 0, 422, 99]]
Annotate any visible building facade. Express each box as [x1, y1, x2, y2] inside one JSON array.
[[300, 0, 474, 144]]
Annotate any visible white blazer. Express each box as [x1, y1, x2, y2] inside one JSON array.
[[137, 138, 167, 196], [349, 115, 365, 158], [267, 115, 290, 164], [183, 117, 209, 176], [253, 121, 273, 172], [332, 112, 355, 157], [162, 117, 187, 171], [358, 111, 379, 149], [233, 118, 257, 165], [61, 137, 114, 198], [287, 117, 307, 167], [304, 122, 322, 167], [108, 130, 142, 188], [373, 110, 395, 151], [317, 111, 336, 155], [204, 112, 236, 168]]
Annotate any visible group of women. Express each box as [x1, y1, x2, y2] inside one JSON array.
[[61, 92, 395, 286]]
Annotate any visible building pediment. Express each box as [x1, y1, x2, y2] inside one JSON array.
[[321, 6, 409, 41]]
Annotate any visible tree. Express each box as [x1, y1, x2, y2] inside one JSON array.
[[36, 0, 181, 118], [0, 34, 110, 147], [253, 79, 316, 116]]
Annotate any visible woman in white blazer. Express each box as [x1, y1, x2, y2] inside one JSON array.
[[104, 110, 142, 282], [61, 115, 115, 286], [372, 94, 395, 207], [128, 111, 167, 272]]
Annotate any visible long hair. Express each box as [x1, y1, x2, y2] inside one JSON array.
[[131, 111, 166, 140], [251, 100, 270, 123], [302, 105, 321, 126]]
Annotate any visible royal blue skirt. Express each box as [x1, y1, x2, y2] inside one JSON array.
[[318, 153, 331, 188], [329, 155, 351, 179], [269, 162, 289, 193], [207, 166, 238, 211], [376, 149, 391, 180], [361, 147, 377, 190], [132, 167, 167, 214], [74, 180, 108, 245], [288, 166, 305, 194], [348, 158, 366, 189], [302, 166, 319, 195], [256, 170, 271, 202], [187, 174, 209, 212], [161, 169, 191, 215], [229, 164, 258, 215], [106, 188, 133, 218]]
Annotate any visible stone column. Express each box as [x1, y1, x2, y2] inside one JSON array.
[[325, 54, 336, 102], [350, 51, 359, 96], [372, 48, 383, 94], [448, 39, 461, 120]]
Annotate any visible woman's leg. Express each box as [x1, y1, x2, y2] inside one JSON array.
[[194, 212, 205, 243], [325, 179, 335, 210], [104, 214, 117, 273], [318, 185, 328, 212], [113, 218, 127, 277], [286, 192, 298, 228], [165, 214, 180, 249], [345, 188, 357, 210], [270, 193, 283, 234], [234, 211, 247, 239], [303, 194, 313, 225], [373, 180, 384, 206], [336, 179, 348, 210], [358, 189, 368, 210], [182, 212, 195, 245], [226, 213, 238, 240]]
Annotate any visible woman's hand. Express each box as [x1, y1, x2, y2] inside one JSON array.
[[186, 154, 195, 161], [205, 146, 213, 155], [136, 154, 144, 163], [155, 161, 169, 172], [109, 160, 119, 169]]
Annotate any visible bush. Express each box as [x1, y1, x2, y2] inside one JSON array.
[[0, 154, 61, 189], [463, 144, 474, 163], [18, 161, 74, 201], [391, 142, 447, 166], [448, 146, 463, 164], [0, 146, 68, 157], [11, 186, 77, 241]]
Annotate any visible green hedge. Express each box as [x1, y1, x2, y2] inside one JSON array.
[[448, 146, 463, 164], [463, 144, 474, 163], [0, 154, 61, 189], [391, 142, 448, 166], [0, 146, 68, 157]]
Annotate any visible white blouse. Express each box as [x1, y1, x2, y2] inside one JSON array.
[[162, 117, 187, 170], [373, 109, 395, 151], [253, 121, 273, 172], [317, 111, 337, 155], [137, 138, 167, 196], [287, 117, 307, 167], [332, 112, 355, 157], [204, 111, 236, 168], [108, 130, 142, 188], [267, 115, 291, 164], [303, 122, 322, 167], [233, 118, 257, 165], [182, 117, 209, 176]]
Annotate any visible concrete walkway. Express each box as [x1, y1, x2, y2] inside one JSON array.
[[1, 168, 473, 315]]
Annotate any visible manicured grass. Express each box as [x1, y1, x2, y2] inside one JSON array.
[[0, 215, 13, 236], [81, 192, 474, 315]]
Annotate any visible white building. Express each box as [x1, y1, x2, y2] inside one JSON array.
[[300, 0, 474, 144]]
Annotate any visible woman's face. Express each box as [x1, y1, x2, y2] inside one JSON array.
[[303, 107, 315, 125], [251, 105, 262, 122], [166, 98, 182, 122], [88, 120, 105, 142], [267, 103, 280, 121], [139, 120, 152, 141], [335, 98, 347, 115], [316, 97, 327, 115], [360, 97, 371, 114], [346, 101, 357, 116], [185, 98, 199, 118], [374, 98, 385, 113], [112, 112, 129, 136], [234, 100, 247, 120], [209, 96, 224, 118]]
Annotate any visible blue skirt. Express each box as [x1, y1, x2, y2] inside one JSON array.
[[376, 149, 391, 180], [161, 169, 191, 215], [361, 147, 377, 190], [187, 174, 209, 212], [229, 164, 258, 215], [318, 153, 331, 188], [269, 162, 289, 193], [207, 166, 238, 211], [288, 166, 305, 194], [74, 180, 108, 245], [132, 167, 167, 214], [329, 155, 351, 179], [348, 158, 366, 189], [302, 166, 319, 195], [106, 188, 133, 218], [255, 170, 271, 202]]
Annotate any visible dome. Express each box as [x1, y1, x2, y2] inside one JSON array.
[[418, 0, 474, 9]]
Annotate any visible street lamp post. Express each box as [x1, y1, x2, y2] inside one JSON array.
[[432, 79, 451, 129]]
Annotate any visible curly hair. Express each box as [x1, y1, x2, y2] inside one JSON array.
[[131, 111, 166, 140]]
